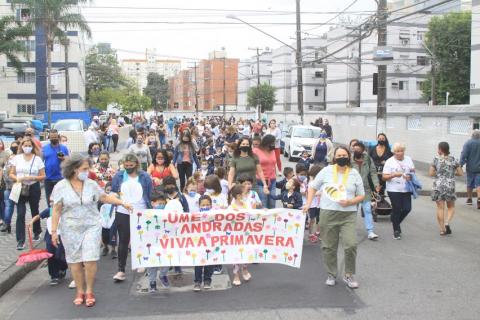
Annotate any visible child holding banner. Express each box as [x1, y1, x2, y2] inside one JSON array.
[[282, 178, 303, 210], [229, 185, 252, 286], [307, 165, 324, 243], [193, 195, 215, 292], [184, 178, 200, 212], [237, 174, 262, 209]]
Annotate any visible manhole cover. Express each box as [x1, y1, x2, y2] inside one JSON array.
[[134, 267, 231, 294]]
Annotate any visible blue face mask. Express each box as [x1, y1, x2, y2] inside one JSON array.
[[154, 204, 166, 209], [188, 191, 196, 197], [298, 175, 307, 182], [199, 207, 211, 212], [319, 133, 327, 139]]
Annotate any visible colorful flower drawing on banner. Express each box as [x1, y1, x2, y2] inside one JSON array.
[[221, 249, 226, 261], [138, 229, 144, 241], [146, 219, 152, 231], [167, 253, 173, 265], [153, 214, 159, 224], [293, 253, 298, 264], [136, 212, 142, 224], [205, 249, 211, 260], [263, 249, 268, 260], [239, 247, 244, 259], [283, 251, 289, 262], [146, 243, 152, 254], [294, 223, 301, 234], [283, 218, 289, 229], [156, 252, 161, 263], [136, 253, 142, 265], [191, 252, 197, 264]]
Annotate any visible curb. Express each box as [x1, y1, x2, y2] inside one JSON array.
[[0, 259, 43, 298]]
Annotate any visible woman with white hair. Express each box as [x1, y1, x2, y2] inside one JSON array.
[[382, 143, 415, 240]]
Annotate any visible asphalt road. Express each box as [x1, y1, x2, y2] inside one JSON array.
[[1, 157, 480, 320]]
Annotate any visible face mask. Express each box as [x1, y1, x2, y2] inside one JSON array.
[[50, 139, 59, 145], [165, 186, 176, 195], [319, 133, 327, 139], [354, 151, 363, 159], [22, 146, 33, 154], [78, 171, 88, 181], [10, 146, 18, 154], [154, 204, 166, 209], [336, 157, 350, 167], [205, 188, 214, 194], [201, 165, 208, 170], [136, 140, 143, 145], [200, 207, 211, 212], [298, 175, 307, 182], [269, 145, 275, 151], [188, 191, 196, 197], [378, 140, 387, 146], [125, 167, 135, 174], [183, 138, 190, 142], [100, 162, 109, 168], [92, 149, 100, 156], [239, 146, 250, 153]]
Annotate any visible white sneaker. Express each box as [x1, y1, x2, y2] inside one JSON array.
[[325, 275, 336, 286], [113, 272, 126, 282], [68, 280, 76, 289], [368, 232, 379, 240]]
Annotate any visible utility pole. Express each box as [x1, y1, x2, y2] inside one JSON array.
[[249, 47, 263, 120], [296, 0, 304, 124], [64, 38, 71, 111], [223, 56, 226, 118], [193, 62, 199, 116], [357, 25, 362, 108], [376, 0, 388, 134], [430, 38, 436, 106]]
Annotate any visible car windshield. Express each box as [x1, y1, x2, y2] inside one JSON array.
[[293, 128, 322, 138], [0, 122, 28, 130], [53, 120, 82, 131]]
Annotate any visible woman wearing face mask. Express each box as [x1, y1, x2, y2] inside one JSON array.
[[91, 151, 116, 188], [9, 138, 46, 249], [50, 154, 131, 307], [265, 119, 282, 171], [173, 131, 200, 191], [369, 133, 393, 195], [146, 130, 160, 159], [0, 141, 19, 234], [228, 137, 269, 199], [312, 131, 334, 165], [127, 134, 152, 171], [111, 153, 153, 283], [87, 143, 101, 164], [252, 134, 277, 209], [304, 146, 365, 289], [148, 149, 179, 187], [107, 118, 120, 152]]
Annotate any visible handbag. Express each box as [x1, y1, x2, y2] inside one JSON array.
[[20, 155, 36, 197], [9, 182, 22, 203]]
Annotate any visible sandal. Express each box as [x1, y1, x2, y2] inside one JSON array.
[[73, 293, 85, 306], [232, 274, 241, 286], [85, 293, 96, 307], [440, 231, 446, 236], [309, 234, 318, 243], [242, 270, 252, 282]]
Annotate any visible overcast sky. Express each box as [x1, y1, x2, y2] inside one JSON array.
[[82, 0, 377, 64]]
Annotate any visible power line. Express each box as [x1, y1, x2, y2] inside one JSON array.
[[303, 0, 360, 34]]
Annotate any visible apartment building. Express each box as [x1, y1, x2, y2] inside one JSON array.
[[237, 51, 273, 112], [471, 0, 480, 104], [121, 48, 181, 93], [168, 51, 239, 111], [0, 0, 87, 115]]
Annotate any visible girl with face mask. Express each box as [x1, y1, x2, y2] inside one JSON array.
[[304, 146, 365, 290], [1, 141, 20, 234], [369, 133, 393, 195], [147, 149, 179, 187], [183, 178, 200, 212], [92, 151, 116, 188], [50, 155, 132, 307], [9, 138, 46, 249], [172, 132, 200, 191], [127, 134, 152, 171]]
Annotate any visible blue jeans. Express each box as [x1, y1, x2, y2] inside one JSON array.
[[257, 179, 276, 209], [361, 200, 374, 233], [194, 265, 214, 284], [3, 189, 15, 226], [147, 267, 169, 283]]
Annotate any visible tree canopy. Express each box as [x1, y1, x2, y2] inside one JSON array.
[[0, 16, 31, 74], [422, 11, 471, 105], [143, 72, 169, 111], [247, 83, 277, 113]]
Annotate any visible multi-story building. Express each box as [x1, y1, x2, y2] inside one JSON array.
[[0, 0, 87, 115], [237, 50, 273, 112], [121, 49, 181, 93], [471, 0, 480, 104], [168, 51, 239, 111]]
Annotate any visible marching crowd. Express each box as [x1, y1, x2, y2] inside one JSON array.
[[0, 113, 475, 307]]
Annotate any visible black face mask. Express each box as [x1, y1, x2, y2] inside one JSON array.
[[268, 145, 275, 151], [100, 162, 109, 168], [164, 186, 176, 195], [378, 140, 387, 146], [50, 139, 59, 145], [125, 167, 135, 174], [10, 146, 18, 154], [354, 151, 363, 159], [239, 146, 250, 153], [336, 157, 350, 167]]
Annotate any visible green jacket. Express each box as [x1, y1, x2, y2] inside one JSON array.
[[351, 152, 379, 200]]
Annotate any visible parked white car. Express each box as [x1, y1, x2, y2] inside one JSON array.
[[283, 125, 323, 161]]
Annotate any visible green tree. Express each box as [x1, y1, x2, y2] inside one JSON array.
[[247, 83, 277, 113], [87, 87, 127, 110], [122, 94, 152, 116], [85, 44, 129, 101], [143, 72, 169, 112], [0, 16, 31, 74], [11, 0, 92, 125], [422, 11, 471, 105]]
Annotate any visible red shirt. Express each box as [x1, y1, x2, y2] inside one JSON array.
[[253, 147, 277, 180]]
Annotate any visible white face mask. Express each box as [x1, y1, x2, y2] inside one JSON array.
[[22, 146, 33, 154], [78, 171, 89, 181]]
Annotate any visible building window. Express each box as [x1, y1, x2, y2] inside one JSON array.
[[417, 56, 429, 66], [314, 71, 323, 78], [18, 40, 35, 51], [314, 89, 319, 96], [16, 8, 30, 22], [17, 104, 35, 115], [416, 81, 424, 91], [17, 72, 35, 83], [417, 31, 425, 41], [399, 81, 408, 90]]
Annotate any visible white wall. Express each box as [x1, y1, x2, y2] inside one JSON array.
[[471, 0, 480, 104]]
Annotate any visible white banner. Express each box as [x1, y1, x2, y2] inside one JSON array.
[[130, 209, 305, 269]]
